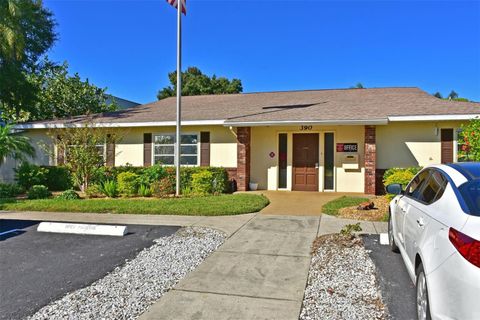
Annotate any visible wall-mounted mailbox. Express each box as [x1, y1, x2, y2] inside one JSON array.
[[342, 154, 359, 170]]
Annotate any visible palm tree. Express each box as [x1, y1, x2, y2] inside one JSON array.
[[0, 0, 25, 62], [0, 123, 35, 165]]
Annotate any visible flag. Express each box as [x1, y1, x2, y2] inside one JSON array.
[[167, 0, 186, 15]]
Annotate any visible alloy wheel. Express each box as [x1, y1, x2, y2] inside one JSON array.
[[416, 271, 428, 320]]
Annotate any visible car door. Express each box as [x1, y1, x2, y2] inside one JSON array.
[[404, 169, 448, 269], [395, 170, 431, 251]]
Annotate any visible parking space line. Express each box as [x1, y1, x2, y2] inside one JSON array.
[[0, 229, 22, 236]]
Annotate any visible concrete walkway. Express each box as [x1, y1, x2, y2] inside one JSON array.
[[140, 214, 321, 319], [253, 190, 368, 216], [0, 210, 255, 237]]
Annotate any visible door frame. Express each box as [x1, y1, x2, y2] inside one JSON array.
[[292, 133, 320, 191], [275, 129, 337, 192]]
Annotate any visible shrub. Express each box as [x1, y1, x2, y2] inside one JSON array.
[[117, 172, 139, 197], [340, 223, 362, 237], [101, 180, 119, 198], [85, 183, 104, 198], [191, 170, 214, 195], [56, 189, 80, 200], [138, 164, 168, 186], [44, 166, 72, 191], [383, 167, 421, 188], [181, 167, 229, 194], [151, 176, 175, 197], [27, 185, 52, 199], [15, 162, 48, 191], [0, 183, 22, 198], [138, 184, 153, 197]]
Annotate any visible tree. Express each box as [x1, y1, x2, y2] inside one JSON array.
[[0, 123, 35, 165], [433, 92, 443, 99], [47, 121, 122, 191], [26, 60, 117, 121], [0, 0, 56, 120], [351, 83, 364, 89], [458, 117, 480, 162], [157, 66, 243, 100], [448, 90, 459, 100]]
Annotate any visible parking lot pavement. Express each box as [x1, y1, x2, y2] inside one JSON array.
[[0, 219, 179, 320], [363, 235, 417, 320]]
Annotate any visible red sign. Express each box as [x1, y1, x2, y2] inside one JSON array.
[[269, 152, 275, 158]]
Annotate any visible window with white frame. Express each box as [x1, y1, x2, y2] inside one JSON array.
[[153, 133, 199, 165]]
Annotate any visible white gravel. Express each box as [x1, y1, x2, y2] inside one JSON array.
[[29, 227, 225, 320], [300, 234, 389, 320]]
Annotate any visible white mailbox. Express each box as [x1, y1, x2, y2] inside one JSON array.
[[342, 154, 359, 170]]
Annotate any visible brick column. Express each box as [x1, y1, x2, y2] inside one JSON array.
[[364, 125, 376, 195], [237, 127, 251, 191]]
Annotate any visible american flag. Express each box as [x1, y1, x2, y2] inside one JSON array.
[[167, 0, 186, 15]]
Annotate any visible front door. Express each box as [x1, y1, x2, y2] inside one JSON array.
[[293, 133, 319, 191]]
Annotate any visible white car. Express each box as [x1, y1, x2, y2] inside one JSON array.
[[387, 163, 480, 320]]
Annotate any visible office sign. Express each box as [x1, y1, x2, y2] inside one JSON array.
[[336, 143, 358, 152]]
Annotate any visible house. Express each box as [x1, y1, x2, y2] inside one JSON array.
[[7, 87, 480, 194]]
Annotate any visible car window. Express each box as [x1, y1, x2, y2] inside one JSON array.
[[406, 170, 430, 200], [418, 171, 448, 204], [458, 179, 480, 216]]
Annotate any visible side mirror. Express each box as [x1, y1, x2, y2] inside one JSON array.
[[386, 183, 403, 195]]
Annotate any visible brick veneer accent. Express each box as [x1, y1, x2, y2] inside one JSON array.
[[236, 127, 251, 191], [364, 125, 377, 195]]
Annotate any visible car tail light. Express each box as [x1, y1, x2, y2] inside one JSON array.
[[449, 228, 480, 268]]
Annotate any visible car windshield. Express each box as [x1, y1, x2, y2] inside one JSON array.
[[458, 179, 480, 216]]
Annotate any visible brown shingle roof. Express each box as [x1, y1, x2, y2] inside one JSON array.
[[22, 87, 480, 126]]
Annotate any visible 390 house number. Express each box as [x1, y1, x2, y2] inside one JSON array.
[[300, 125, 313, 131]]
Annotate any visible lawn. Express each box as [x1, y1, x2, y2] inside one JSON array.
[[322, 196, 370, 216], [0, 194, 269, 216]]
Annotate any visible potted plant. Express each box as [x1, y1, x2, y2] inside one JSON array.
[[249, 181, 258, 191]]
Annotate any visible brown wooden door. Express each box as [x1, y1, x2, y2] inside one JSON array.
[[293, 134, 319, 191], [441, 129, 454, 164]]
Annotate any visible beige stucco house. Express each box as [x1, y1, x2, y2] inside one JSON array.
[[5, 87, 480, 194]]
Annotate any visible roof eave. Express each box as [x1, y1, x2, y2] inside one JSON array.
[[224, 119, 389, 127]]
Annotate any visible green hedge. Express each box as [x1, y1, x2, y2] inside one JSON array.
[[0, 183, 22, 199], [383, 167, 422, 188], [14, 163, 72, 191]]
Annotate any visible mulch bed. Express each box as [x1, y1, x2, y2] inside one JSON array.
[[336, 196, 390, 221]]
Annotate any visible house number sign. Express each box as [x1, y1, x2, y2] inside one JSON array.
[[300, 125, 313, 131]]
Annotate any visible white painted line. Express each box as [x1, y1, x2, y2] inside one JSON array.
[[37, 222, 127, 237], [379, 233, 389, 245], [0, 229, 22, 236]]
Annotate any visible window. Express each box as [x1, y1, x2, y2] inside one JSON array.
[[153, 133, 198, 165], [406, 170, 430, 200], [278, 134, 287, 188], [458, 179, 480, 216], [418, 170, 448, 204]]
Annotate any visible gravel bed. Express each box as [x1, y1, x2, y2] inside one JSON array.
[[29, 227, 226, 320], [300, 234, 389, 320]]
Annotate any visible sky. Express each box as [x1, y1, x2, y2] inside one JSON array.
[[44, 0, 480, 104]]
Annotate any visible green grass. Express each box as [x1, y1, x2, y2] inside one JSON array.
[[322, 196, 370, 216], [0, 194, 269, 216]]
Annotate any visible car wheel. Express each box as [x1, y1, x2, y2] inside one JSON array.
[[416, 264, 432, 320], [388, 211, 399, 253]]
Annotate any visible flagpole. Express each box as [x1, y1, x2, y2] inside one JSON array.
[[175, 0, 182, 196]]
